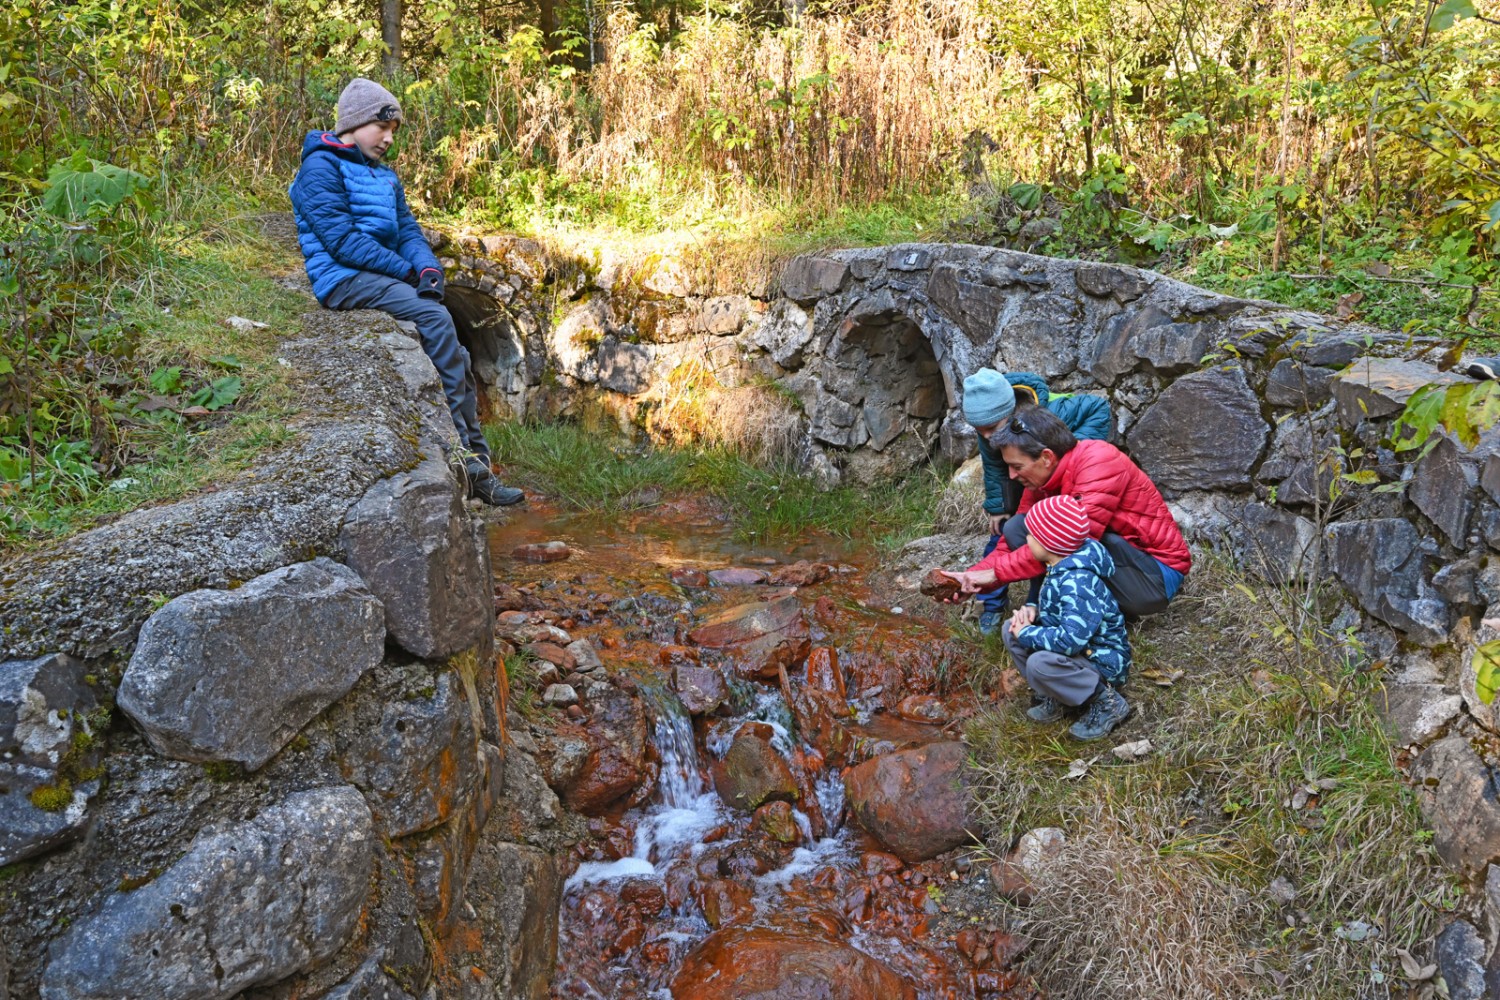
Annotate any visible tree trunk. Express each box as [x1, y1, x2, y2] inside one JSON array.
[[381, 0, 402, 78], [540, 0, 557, 54]]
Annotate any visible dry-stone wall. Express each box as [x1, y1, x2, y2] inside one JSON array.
[[0, 311, 573, 1000], [440, 235, 1500, 990]]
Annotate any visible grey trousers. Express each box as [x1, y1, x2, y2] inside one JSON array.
[[325, 271, 490, 463], [1003, 626, 1102, 707]]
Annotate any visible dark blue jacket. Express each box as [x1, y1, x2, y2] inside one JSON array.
[[977, 373, 1114, 516], [288, 130, 441, 304], [1015, 538, 1131, 683]]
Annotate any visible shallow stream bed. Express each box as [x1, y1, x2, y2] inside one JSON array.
[[488, 497, 1035, 1000]]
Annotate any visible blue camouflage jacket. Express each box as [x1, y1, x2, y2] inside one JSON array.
[[977, 373, 1113, 516], [1015, 537, 1131, 683], [288, 130, 441, 304]]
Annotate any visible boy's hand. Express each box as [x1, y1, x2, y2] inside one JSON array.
[[417, 267, 445, 301], [988, 514, 1004, 535], [1008, 605, 1038, 635]]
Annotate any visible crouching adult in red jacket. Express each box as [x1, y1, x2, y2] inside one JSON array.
[[942, 407, 1191, 619]]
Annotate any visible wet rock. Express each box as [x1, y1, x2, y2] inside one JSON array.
[[768, 561, 834, 587], [543, 684, 579, 708], [527, 642, 576, 672], [714, 731, 799, 811], [41, 786, 374, 1000], [845, 741, 978, 862], [117, 558, 384, 770], [861, 851, 905, 875], [675, 663, 728, 715], [1435, 920, 1488, 1000], [410, 742, 504, 933], [1128, 366, 1268, 492], [692, 879, 756, 928], [1330, 358, 1469, 427], [344, 670, 482, 837], [511, 541, 571, 563], [669, 567, 711, 588], [805, 647, 847, 701], [1412, 736, 1500, 874], [672, 926, 916, 1000], [1264, 359, 1336, 410], [780, 256, 849, 302], [789, 685, 854, 768], [1410, 433, 1478, 546], [688, 597, 811, 681], [339, 454, 491, 660], [753, 800, 802, 844], [919, 569, 961, 602], [894, 694, 949, 724], [567, 687, 648, 814], [566, 639, 603, 673], [709, 567, 770, 587], [1327, 518, 1450, 645], [0, 653, 105, 866]]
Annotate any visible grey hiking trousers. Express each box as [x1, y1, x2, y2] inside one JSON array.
[[325, 271, 490, 463], [1002, 626, 1103, 707]]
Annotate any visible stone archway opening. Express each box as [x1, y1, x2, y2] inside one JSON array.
[[445, 285, 527, 420], [812, 314, 948, 484]]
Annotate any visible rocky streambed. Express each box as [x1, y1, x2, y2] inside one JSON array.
[[488, 497, 1038, 1000]]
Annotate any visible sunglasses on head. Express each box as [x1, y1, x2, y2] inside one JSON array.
[[376, 104, 400, 122], [1008, 412, 1030, 438]]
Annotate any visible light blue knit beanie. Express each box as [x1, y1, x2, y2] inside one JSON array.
[[962, 369, 1016, 427]]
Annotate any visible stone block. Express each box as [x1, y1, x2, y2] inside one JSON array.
[[700, 295, 752, 335], [118, 558, 384, 770], [1264, 359, 1336, 410], [42, 786, 375, 1000], [1377, 684, 1461, 746], [1257, 411, 1337, 507], [1435, 920, 1488, 1000], [1326, 519, 1450, 646], [1087, 305, 1173, 386], [886, 247, 933, 271], [1127, 366, 1268, 492], [1330, 358, 1468, 427], [1410, 433, 1478, 547], [751, 300, 815, 369], [1413, 737, 1500, 874], [1132, 321, 1213, 376], [340, 455, 491, 660], [927, 263, 1008, 341], [0, 653, 105, 866], [779, 257, 849, 301], [995, 295, 1083, 378], [1462, 611, 1500, 735], [1234, 502, 1318, 584], [345, 670, 483, 838], [597, 338, 654, 396], [810, 393, 869, 449], [1073, 262, 1151, 302], [410, 742, 504, 933]]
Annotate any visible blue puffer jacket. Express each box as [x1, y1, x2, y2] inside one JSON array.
[[288, 130, 441, 304], [1015, 538, 1131, 683], [977, 373, 1114, 516]]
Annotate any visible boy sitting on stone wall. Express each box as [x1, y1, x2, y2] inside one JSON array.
[[1001, 493, 1134, 741], [288, 78, 524, 507]]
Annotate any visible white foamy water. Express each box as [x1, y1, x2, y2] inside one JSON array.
[[566, 706, 727, 891]]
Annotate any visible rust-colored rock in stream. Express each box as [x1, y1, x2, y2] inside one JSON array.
[[919, 568, 961, 602], [769, 560, 834, 587], [789, 685, 853, 769], [753, 800, 802, 844], [894, 693, 949, 724], [671, 926, 918, 1000], [692, 878, 756, 928], [511, 540, 571, 563], [708, 567, 770, 586], [805, 646, 846, 700], [712, 731, 798, 811], [688, 596, 811, 680], [668, 567, 711, 588], [565, 687, 648, 815], [844, 741, 979, 863], [674, 663, 728, 715]]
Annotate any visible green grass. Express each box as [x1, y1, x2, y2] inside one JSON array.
[[485, 419, 945, 549], [961, 557, 1453, 998]]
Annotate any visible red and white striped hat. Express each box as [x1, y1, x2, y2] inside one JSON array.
[[1026, 494, 1091, 556]]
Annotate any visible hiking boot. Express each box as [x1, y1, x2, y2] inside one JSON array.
[[1069, 685, 1133, 741], [978, 610, 1004, 635], [470, 470, 526, 507], [1025, 696, 1065, 724], [1466, 357, 1500, 381]]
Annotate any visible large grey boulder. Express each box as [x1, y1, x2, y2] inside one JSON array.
[[1127, 366, 1268, 492], [1326, 519, 1450, 646], [344, 670, 484, 837], [340, 454, 491, 660], [118, 558, 384, 769], [41, 785, 375, 1000], [0, 654, 105, 865], [1413, 737, 1500, 875]]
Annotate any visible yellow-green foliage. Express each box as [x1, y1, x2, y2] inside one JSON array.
[[29, 780, 74, 813]]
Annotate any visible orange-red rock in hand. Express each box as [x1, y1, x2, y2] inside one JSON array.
[[919, 569, 962, 602]]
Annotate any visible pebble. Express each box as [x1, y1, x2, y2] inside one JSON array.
[[513, 540, 572, 563], [543, 683, 579, 707]]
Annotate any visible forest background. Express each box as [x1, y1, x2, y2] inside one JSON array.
[[2, 0, 1500, 538]]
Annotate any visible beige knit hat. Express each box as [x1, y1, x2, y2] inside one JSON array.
[[335, 78, 403, 134]]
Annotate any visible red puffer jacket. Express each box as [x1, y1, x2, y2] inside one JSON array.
[[970, 439, 1192, 583]]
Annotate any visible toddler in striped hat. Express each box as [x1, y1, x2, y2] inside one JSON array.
[[1004, 494, 1135, 741]]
